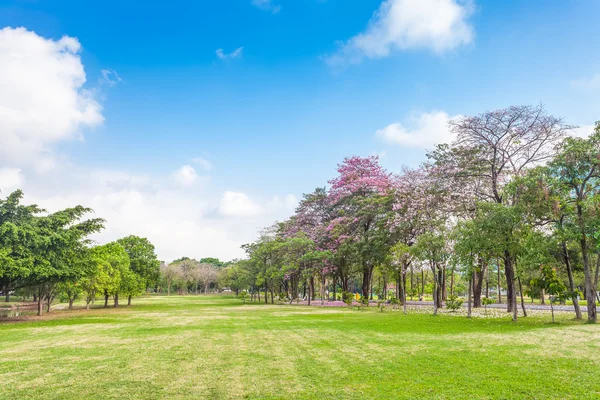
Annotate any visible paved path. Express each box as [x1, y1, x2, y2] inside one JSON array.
[[403, 300, 582, 312], [290, 299, 583, 312]]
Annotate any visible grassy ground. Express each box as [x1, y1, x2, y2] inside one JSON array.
[[1, 295, 599, 399]]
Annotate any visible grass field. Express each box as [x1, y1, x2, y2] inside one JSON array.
[[1, 295, 599, 399]]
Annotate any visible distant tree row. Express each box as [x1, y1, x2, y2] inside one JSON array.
[[219, 105, 600, 323], [159, 258, 221, 295], [0, 190, 160, 315]]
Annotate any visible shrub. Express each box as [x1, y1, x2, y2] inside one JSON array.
[[342, 291, 354, 306], [446, 295, 463, 311], [482, 297, 494, 308], [239, 291, 248, 303], [359, 296, 369, 307]]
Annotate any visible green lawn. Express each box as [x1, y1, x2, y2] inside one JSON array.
[[1, 296, 599, 399]]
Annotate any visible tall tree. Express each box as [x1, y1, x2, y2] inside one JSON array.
[[117, 235, 160, 302], [327, 156, 394, 300], [547, 123, 600, 322], [0, 190, 42, 302], [444, 105, 571, 318], [28, 205, 104, 315]]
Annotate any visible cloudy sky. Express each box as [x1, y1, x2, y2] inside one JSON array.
[[1, 0, 598, 261]]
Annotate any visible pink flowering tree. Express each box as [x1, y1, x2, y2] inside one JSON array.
[[327, 156, 395, 301]]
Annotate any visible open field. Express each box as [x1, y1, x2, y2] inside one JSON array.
[[1, 295, 599, 399]]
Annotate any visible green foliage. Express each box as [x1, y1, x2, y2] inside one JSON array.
[[446, 295, 463, 311], [359, 296, 369, 307], [238, 290, 248, 303], [342, 291, 354, 306], [117, 235, 160, 289], [482, 297, 495, 307]]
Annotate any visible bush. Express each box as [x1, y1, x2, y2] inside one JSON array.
[[239, 291, 248, 303], [446, 295, 463, 311], [359, 296, 369, 307], [342, 291, 354, 306], [482, 297, 494, 308]]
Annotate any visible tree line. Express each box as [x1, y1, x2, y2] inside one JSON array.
[[0, 190, 161, 315], [217, 105, 600, 323], [159, 257, 221, 296]]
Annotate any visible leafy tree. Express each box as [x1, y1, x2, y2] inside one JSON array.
[[0, 190, 43, 302], [547, 123, 600, 322], [160, 262, 180, 296], [438, 105, 571, 318], [28, 205, 104, 315], [90, 242, 130, 308], [117, 235, 160, 303], [530, 265, 569, 323]]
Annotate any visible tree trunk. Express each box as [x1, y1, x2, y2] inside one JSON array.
[[46, 295, 52, 313], [104, 292, 109, 307], [473, 259, 486, 308], [518, 276, 527, 317], [432, 265, 438, 316], [450, 267, 455, 298], [4, 284, 9, 303], [264, 283, 268, 304], [562, 242, 582, 319], [37, 296, 43, 316], [467, 275, 473, 318], [114, 294, 119, 308], [497, 260, 502, 304], [361, 265, 373, 303], [504, 252, 517, 321], [167, 280, 171, 296], [437, 268, 443, 308], [420, 270, 426, 301], [410, 263, 414, 300], [442, 265, 447, 301], [68, 298, 74, 310], [271, 285, 275, 305], [485, 265, 490, 298], [128, 295, 132, 306], [86, 299, 90, 310], [402, 266, 407, 314], [578, 204, 597, 323], [540, 288, 546, 305]]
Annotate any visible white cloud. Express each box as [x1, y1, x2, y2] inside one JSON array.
[[571, 74, 600, 90], [0, 168, 24, 194], [325, 0, 474, 66], [171, 165, 198, 186], [251, 0, 282, 14], [19, 167, 297, 262], [376, 111, 460, 148], [572, 125, 596, 138], [218, 191, 263, 217], [216, 47, 244, 60], [0, 27, 103, 170], [267, 194, 298, 211], [192, 157, 214, 171], [217, 192, 297, 218], [99, 68, 122, 86], [0, 28, 296, 262]]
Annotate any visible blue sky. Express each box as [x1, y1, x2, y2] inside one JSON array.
[[0, 0, 599, 261]]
